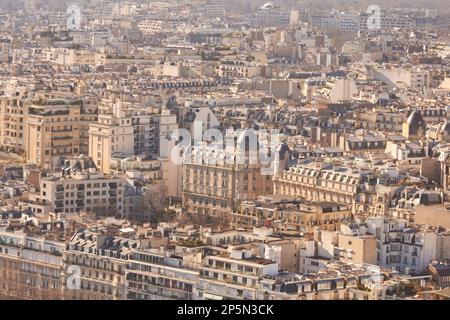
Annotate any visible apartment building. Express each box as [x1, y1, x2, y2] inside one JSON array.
[[79, 95, 99, 156], [217, 59, 266, 78], [386, 141, 426, 169], [427, 121, 450, 142], [198, 247, 278, 300], [339, 12, 366, 32], [379, 13, 413, 30], [417, 107, 447, 124], [41, 48, 96, 65], [415, 203, 450, 230], [201, 228, 302, 273], [182, 139, 275, 222], [132, 112, 160, 157], [27, 167, 131, 217], [428, 261, 450, 288], [0, 229, 64, 299], [250, 4, 290, 27], [89, 99, 134, 174], [233, 195, 352, 233], [0, 38, 12, 63], [202, 228, 279, 246], [137, 79, 230, 93], [0, 85, 30, 153], [89, 99, 177, 174], [274, 162, 361, 213], [310, 9, 415, 32], [367, 217, 438, 273], [24, 97, 83, 169], [259, 259, 397, 300], [125, 249, 200, 300], [312, 224, 377, 267], [176, 103, 220, 136], [137, 21, 163, 35], [132, 109, 178, 157], [339, 133, 387, 155], [355, 110, 404, 132], [258, 271, 354, 300], [336, 234, 377, 266], [373, 67, 430, 90], [63, 228, 139, 300], [204, 0, 225, 18], [309, 12, 339, 30]]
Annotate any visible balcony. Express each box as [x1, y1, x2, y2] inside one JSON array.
[[54, 201, 64, 208], [109, 190, 117, 197], [76, 200, 84, 207], [28, 108, 70, 116], [109, 183, 118, 189], [51, 128, 73, 133]]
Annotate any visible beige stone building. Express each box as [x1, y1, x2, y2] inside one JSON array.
[[337, 234, 377, 265], [89, 99, 134, 174], [79, 95, 99, 156], [182, 142, 275, 223], [0, 230, 64, 300], [125, 249, 200, 300], [415, 204, 450, 230], [273, 162, 360, 212], [63, 228, 138, 300], [355, 109, 404, 132], [0, 85, 30, 153], [89, 97, 177, 174], [313, 227, 377, 266], [198, 247, 279, 300], [233, 195, 352, 232], [24, 96, 83, 169], [26, 166, 136, 218]]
